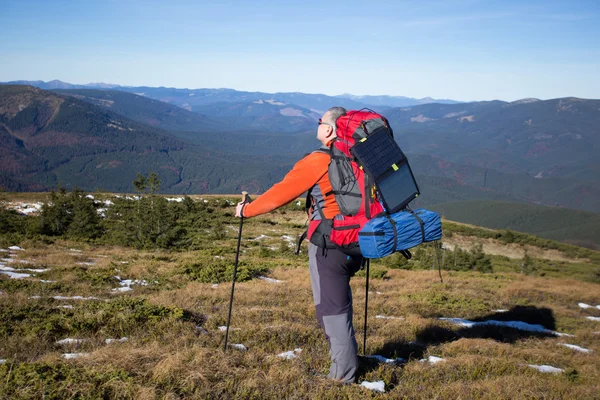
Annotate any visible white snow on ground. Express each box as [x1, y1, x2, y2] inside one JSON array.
[[12, 202, 43, 215], [230, 344, 247, 351], [281, 235, 295, 243], [62, 353, 89, 359], [258, 276, 284, 283], [0, 359, 6, 364], [277, 348, 302, 360], [365, 355, 406, 364], [56, 338, 86, 345], [561, 344, 592, 353], [53, 296, 99, 300], [586, 317, 600, 322], [421, 356, 445, 364], [0, 271, 32, 279], [376, 315, 405, 320], [440, 317, 574, 337], [166, 197, 184, 202], [86, 195, 94, 199], [218, 326, 240, 332], [69, 249, 83, 253], [196, 326, 208, 335], [528, 364, 564, 373], [494, 309, 509, 313], [105, 337, 128, 344], [76, 261, 95, 266], [360, 380, 385, 393], [211, 284, 219, 288], [250, 235, 269, 241], [57, 305, 74, 309], [2, 265, 50, 273], [112, 287, 133, 292], [578, 302, 600, 310], [40, 280, 56, 283], [111, 276, 148, 292], [8, 246, 23, 251]]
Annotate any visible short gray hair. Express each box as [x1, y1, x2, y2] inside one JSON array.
[[325, 106, 347, 133]]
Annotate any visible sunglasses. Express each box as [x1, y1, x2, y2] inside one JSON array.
[[318, 119, 332, 127]]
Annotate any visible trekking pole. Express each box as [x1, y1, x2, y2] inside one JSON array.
[[363, 258, 370, 355], [434, 241, 443, 283], [224, 191, 251, 351]]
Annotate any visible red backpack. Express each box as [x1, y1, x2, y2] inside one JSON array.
[[302, 110, 391, 257]]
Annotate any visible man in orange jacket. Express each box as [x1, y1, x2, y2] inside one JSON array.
[[236, 107, 363, 383]]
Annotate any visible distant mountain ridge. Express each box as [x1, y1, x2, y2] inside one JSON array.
[[1, 84, 599, 216], [2, 80, 461, 110]]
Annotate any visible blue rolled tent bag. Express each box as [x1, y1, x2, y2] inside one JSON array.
[[358, 208, 442, 259]]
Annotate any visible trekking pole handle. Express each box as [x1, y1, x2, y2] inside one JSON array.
[[241, 191, 252, 204]]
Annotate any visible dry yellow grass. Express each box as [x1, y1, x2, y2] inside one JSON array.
[[1, 204, 600, 398]]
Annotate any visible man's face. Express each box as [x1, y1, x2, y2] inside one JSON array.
[[317, 111, 335, 145]]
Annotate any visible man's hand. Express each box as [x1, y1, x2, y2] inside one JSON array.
[[235, 201, 245, 218]]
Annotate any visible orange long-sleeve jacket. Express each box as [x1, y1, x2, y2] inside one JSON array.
[[242, 151, 339, 219]]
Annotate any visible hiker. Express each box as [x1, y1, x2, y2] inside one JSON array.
[[235, 106, 362, 383]]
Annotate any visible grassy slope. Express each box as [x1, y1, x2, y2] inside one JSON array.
[[1, 200, 600, 398], [431, 200, 600, 250]]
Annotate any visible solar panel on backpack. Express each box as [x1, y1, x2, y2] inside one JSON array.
[[350, 128, 419, 213]]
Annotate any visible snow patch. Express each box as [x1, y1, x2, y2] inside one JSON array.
[[277, 348, 302, 360], [365, 354, 406, 364], [53, 296, 100, 301], [376, 315, 404, 320], [0, 271, 32, 279], [440, 317, 574, 337], [211, 284, 219, 289], [528, 364, 563, 374], [279, 107, 304, 117], [112, 287, 133, 292], [8, 246, 23, 251], [561, 344, 592, 353], [166, 197, 184, 202], [62, 353, 89, 359], [230, 343, 247, 351], [281, 235, 295, 244], [196, 326, 208, 335], [266, 99, 285, 105], [411, 114, 432, 123], [56, 338, 86, 345], [258, 276, 284, 284], [421, 356, 445, 364], [0, 359, 5, 364], [251, 235, 269, 241], [494, 309, 509, 313], [579, 303, 600, 310], [586, 316, 600, 322], [105, 337, 128, 344], [218, 326, 240, 332], [360, 380, 385, 393], [40, 280, 56, 283]]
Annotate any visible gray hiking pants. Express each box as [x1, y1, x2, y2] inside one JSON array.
[[308, 243, 363, 383]]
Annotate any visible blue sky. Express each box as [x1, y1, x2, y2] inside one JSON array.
[[1, 0, 599, 101]]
